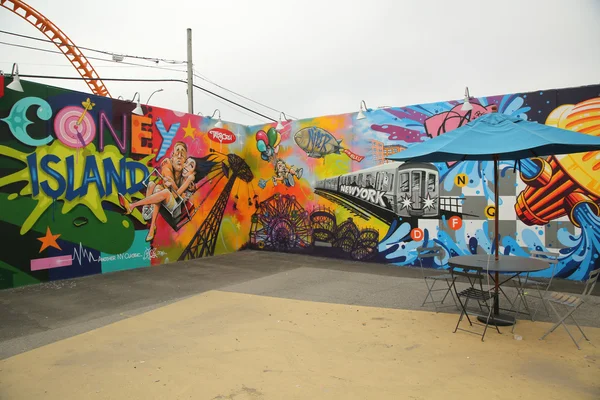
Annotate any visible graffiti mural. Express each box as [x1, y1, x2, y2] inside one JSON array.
[[1, 78, 599, 290], [246, 85, 600, 282], [0, 79, 253, 289]]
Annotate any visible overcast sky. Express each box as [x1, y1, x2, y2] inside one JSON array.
[[1, 0, 599, 126]]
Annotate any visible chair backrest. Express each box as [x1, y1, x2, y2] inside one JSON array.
[[416, 245, 443, 262], [531, 250, 560, 289], [416, 246, 444, 277], [582, 268, 600, 297], [450, 266, 484, 280], [451, 266, 489, 292]]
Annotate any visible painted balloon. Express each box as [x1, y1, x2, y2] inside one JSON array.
[[261, 152, 269, 161], [257, 139, 267, 153], [274, 145, 280, 154], [267, 127, 278, 146], [256, 130, 268, 144]]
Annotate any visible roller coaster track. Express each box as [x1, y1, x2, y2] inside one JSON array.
[[1, 0, 111, 97], [314, 189, 375, 222]]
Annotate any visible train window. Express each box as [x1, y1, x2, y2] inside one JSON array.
[[365, 174, 375, 188], [376, 172, 383, 191], [382, 173, 393, 191], [428, 174, 436, 192], [412, 171, 422, 191], [400, 173, 409, 192], [358, 174, 364, 187]]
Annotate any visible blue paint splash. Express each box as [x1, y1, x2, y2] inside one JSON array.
[[439, 159, 515, 204], [554, 204, 600, 280], [500, 203, 600, 280]]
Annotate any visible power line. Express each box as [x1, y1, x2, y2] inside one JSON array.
[[193, 68, 298, 120], [1, 39, 292, 120], [0, 29, 185, 64], [1, 29, 293, 121], [0, 61, 183, 70], [1, 30, 287, 122], [0, 41, 188, 72], [16, 74, 277, 122], [196, 89, 266, 123]]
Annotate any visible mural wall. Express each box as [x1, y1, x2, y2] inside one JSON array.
[[1, 77, 599, 290], [246, 85, 600, 282], [0, 78, 252, 289]]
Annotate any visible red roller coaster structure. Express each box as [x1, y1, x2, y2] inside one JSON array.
[[0, 0, 112, 97]]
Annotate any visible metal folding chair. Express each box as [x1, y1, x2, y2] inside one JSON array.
[[416, 246, 457, 312], [511, 250, 560, 332], [540, 268, 600, 349], [451, 266, 501, 341]]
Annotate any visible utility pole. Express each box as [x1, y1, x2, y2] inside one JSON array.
[[187, 28, 194, 114]]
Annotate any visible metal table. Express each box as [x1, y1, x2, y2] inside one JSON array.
[[448, 254, 549, 326]]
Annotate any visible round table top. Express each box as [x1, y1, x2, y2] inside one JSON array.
[[448, 254, 549, 273]]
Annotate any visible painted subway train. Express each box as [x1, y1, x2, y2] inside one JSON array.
[[314, 162, 440, 218]]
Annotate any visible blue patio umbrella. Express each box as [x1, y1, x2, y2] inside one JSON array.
[[387, 112, 600, 324], [387, 112, 600, 259], [388, 112, 600, 163]]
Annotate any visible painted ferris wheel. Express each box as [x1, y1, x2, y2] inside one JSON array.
[[249, 194, 312, 252]]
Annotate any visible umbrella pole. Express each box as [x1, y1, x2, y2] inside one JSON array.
[[478, 156, 516, 326], [493, 156, 500, 315]]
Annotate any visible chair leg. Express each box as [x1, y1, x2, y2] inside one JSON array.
[[489, 296, 501, 334], [444, 279, 459, 309], [439, 279, 457, 308], [541, 296, 551, 317], [498, 285, 515, 310], [463, 297, 473, 326], [481, 301, 495, 342], [532, 288, 550, 321], [440, 282, 451, 305], [540, 302, 583, 350], [430, 280, 443, 313], [568, 313, 590, 342], [540, 302, 566, 338], [475, 296, 484, 313], [422, 279, 436, 308], [454, 297, 467, 333], [514, 276, 541, 323], [560, 318, 582, 350], [421, 281, 429, 307], [423, 278, 458, 313], [520, 290, 533, 318]]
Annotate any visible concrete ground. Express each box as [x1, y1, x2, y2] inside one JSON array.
[[1, 251, 599, 399]]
